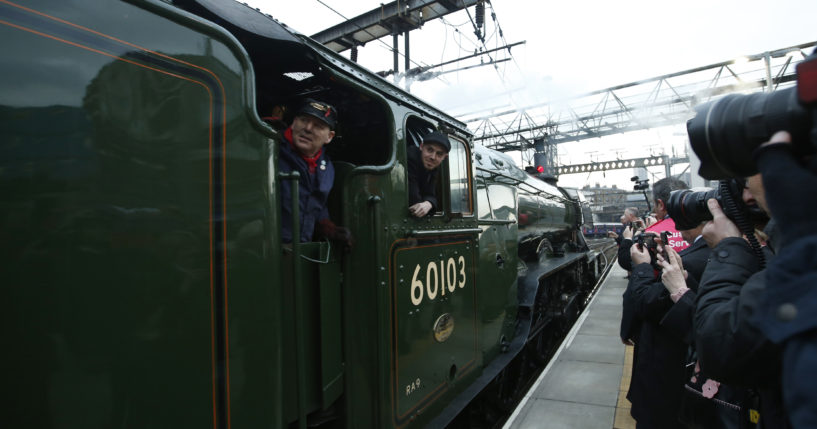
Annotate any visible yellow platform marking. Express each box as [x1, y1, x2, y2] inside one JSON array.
[[613, 345, 636, 429]]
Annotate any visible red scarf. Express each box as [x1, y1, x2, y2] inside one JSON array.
[[285, 127, 323, 174]]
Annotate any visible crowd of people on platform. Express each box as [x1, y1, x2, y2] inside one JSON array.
[[614, 131, 816, 429]]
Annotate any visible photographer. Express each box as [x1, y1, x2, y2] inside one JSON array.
[[618, 178, 690, 272], [683, 47, 817, 427], [620, 178, 689, 347], [645, 178, 691, 251], [658, 219, 709, 341], [615, 220, 640, 272], [618, 218, 642, 347], [752, 130, 817, 428], [621, 216, 710, 428], [693, 174, 787, 428], [658, 224, 754, 429], [610, 207, 640, 244]]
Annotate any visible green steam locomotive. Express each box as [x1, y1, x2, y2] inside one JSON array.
[[1, 1, 612, 427]]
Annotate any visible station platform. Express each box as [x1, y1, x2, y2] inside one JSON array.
[[503, 263, 636, 429]]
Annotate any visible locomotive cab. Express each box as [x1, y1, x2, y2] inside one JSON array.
[[195, 1, 486, 425]]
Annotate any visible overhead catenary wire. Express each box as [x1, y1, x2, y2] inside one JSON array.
[[312, 0, 450, 84], [461, 1, 526, 109], [439, 11, 516, 79], [312, 0, 523, 93]]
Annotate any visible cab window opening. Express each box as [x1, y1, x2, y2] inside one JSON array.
[[258, 86, 391, 168], [447, 138, 472, 215], [405, 117, 444, 217], [249, 42, 392, 239], [405, 117, 473, 217]]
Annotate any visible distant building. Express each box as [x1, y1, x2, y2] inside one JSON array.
[[582, 183, 651, 223]]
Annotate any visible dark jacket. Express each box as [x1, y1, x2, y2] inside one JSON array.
[[624, 263, 687, 429], [619, 238, 639, 343], [617, 238, 634, 271], [694, 226, 789, 428], [279, 133, 334, 243], [679, 236, 709, 286], [624, 239, 711, 429], [407, 145, 439, 211], [660, 237, 710, 344], [757, 234, 817, 429]]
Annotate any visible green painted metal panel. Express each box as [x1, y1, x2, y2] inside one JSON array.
[[281, 241, 343, 423], [1, 1, 284, 427], [476, 180, 520, 360], [389, 237, 479, 425], [318, 244, 344, 407]]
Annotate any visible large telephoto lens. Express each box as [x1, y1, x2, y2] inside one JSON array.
[[687, 87, 810, 179], [666, 189, 719, 230]]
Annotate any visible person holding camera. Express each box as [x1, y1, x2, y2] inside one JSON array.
[[683, 47, 817, 428], [750, 130, 817, 428], [692, 173, 788, 428], [656, 219, 755, 429], [620, 178, 690, 348], [618, 178, 691, 272], [644, 178, 691, 251], [610, 207, 640, 244], [621, 215, 710, 428]]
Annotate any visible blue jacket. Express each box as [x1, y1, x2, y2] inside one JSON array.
[[694, 227, 789, 428], [279, 134, 334, 243], [757, 235, 817, 428]]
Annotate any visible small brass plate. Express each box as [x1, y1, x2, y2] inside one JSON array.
[[433, 313, 455, 343]]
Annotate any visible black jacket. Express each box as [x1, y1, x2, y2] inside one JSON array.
[[617, 238, 634, 271], [694, 226, 789, 428], [623, 239, 711, 429], [757, 234, 817, 429], [407, 145, 440, 211], [660, 237, 710, 344], [679, 237, 709, 285], [624, 263, 686, 428], [619, 238, 639, 343]]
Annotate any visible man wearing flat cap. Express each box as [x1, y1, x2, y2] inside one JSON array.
[[408, 131, 451, 217], [275, 98, 351, 246]]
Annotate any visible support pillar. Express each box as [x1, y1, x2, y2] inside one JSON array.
[[764, 52, 774, 92], [404, 30, 411, 91], [393, 33, 399, 83]]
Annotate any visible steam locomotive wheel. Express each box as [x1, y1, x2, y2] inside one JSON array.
[[529, 282, 559, 365], [491, 353, 528, 412], [529, 318, 560, 365]]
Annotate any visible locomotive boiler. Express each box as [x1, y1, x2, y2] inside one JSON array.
[[0, 1, 613, 428]]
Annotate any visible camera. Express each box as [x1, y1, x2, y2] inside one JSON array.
[[666, 180, 769, 231], [635, 231, 670, 269], [686, 50, 817, 179], [631, 176, 650, 191], [666, 188, 720, 230]]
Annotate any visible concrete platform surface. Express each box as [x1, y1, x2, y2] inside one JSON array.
[[504, 264, 636, 429]]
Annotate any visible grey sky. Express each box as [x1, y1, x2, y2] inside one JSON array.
[[246, 0, 816, 188]]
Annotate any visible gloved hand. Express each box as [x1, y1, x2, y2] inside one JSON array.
[[315, 218, 355, 249], [753, 130, 817, 244]]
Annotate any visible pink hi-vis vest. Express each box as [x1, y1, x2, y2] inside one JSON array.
[[646, 217, 690, 252]]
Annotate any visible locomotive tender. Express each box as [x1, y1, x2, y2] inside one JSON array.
[[1, 1, 611, 427]]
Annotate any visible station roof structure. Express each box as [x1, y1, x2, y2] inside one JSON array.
[[311, 0, 480, 53], [463, 41, 817, 155]]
